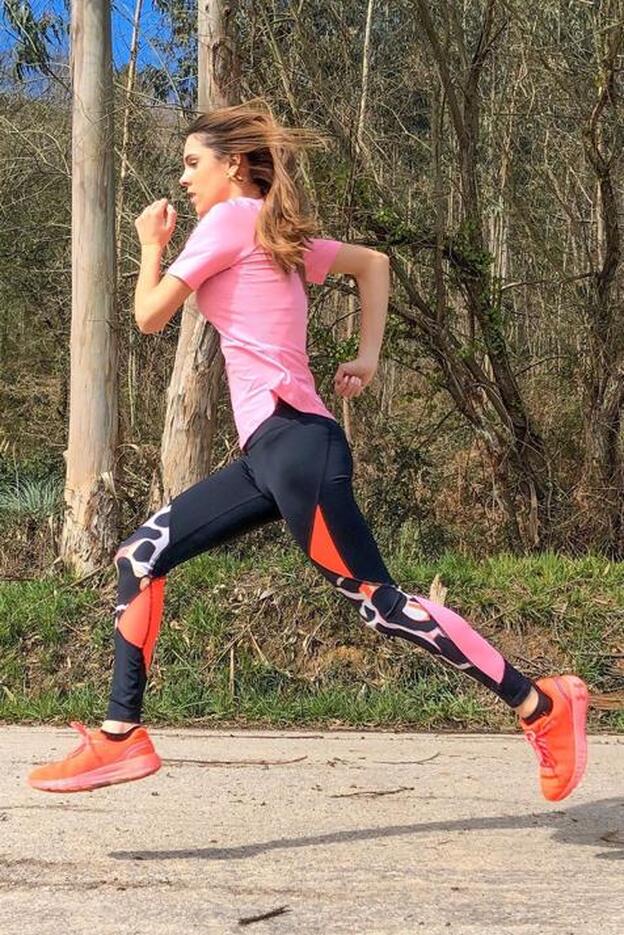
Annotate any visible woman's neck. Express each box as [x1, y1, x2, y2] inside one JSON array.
[[228, 181, 263, 200]]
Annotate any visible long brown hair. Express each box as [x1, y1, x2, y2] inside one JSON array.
[[186, 101, 326, 275]]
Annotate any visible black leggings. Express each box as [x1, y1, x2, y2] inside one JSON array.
[[108, 400, 533, 722]]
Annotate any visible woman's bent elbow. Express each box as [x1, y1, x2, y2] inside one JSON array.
[[135, 311, 153, 334]]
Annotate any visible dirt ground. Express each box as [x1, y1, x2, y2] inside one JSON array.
[[1, 726, 623, 934]]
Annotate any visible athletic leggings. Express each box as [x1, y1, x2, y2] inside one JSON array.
[[107, 400, 533, 722]]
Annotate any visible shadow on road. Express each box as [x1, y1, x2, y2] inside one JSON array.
[[109, 796, 624, 863]]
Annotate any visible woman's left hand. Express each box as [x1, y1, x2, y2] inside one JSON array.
[[134, 198, 177, 248], [334, 355, 378, 399]]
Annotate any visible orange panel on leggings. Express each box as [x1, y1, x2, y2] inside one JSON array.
[[116, 577, 165, 669], [309, 504, 353, 578]]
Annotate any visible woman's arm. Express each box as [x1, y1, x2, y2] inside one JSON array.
[[135, 246, 192, 334], [328, 244, 390, 398], [133, 198, 192, 334]]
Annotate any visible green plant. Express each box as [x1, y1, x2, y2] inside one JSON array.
[[0, 473, 63, 519]]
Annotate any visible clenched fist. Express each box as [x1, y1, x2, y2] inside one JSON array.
[[334, 355, 378, 399], [134, 198, 177, 248]]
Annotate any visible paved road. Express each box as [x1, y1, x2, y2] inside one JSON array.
[[0, 727, 622, 934]]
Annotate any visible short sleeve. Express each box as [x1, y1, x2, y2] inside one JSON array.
[[303, 238, 342, 285], [167, 201, 246, 291]]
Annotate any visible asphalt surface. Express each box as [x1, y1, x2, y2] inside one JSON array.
[[0, 726, 623, 934]]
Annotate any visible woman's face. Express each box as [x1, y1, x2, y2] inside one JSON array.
[[179, 134, 233, 218]]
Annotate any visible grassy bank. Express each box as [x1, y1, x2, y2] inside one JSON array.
[[1, 545, 623, 730]]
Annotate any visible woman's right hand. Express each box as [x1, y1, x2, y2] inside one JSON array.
[[134, 198, 177, 248], [334, 355, 378, 399]]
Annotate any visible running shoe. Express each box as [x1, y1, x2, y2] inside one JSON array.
[[27, 722, 161, 793], [520, 675, 589, 802]]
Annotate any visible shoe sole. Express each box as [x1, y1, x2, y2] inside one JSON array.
[[548, 675, 589, 802], [27, 752, 162, 793]]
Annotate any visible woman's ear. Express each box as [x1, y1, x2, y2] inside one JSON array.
[[228, 153, 243, 172]]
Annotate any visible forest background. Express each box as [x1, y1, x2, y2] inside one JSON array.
[[1, 0, 623, 731]]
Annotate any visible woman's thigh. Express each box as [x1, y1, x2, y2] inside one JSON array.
[[116, 457, 281, 583], [254, 417, 393, 585]]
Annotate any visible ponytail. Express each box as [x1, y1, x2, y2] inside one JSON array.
[[186, 100, 327, 275]]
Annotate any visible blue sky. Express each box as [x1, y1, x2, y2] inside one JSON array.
[[110, 0, 168, 69], [0, 0, 169, 72]]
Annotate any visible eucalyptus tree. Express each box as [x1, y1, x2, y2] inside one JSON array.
[[153, 0, 240, 505], [61, 0, 118, 573], [1, 0, 63, 81]]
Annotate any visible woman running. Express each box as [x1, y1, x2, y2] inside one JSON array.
[[28, 102, 588, 802]]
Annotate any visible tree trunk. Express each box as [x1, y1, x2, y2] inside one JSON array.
[[61, 0, 118, 574], [116, 0, 143, 431], [343, 0, 375, 442], [154, 0, 240, 506]]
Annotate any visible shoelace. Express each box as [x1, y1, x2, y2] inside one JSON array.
[[524, 727, 556, 770], [67, 721, 94, 759]]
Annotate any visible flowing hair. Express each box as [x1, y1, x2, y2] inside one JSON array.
[[185, 100, 326, 275]]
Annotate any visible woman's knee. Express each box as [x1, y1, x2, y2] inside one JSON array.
[[114, 503, 172, 583]]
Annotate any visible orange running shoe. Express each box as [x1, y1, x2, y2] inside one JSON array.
[[27, 722, 161, 793], [520, 675, 589, 802]]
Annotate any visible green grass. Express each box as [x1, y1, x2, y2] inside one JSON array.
[[0, 547, 622, 730], [0, 473, 63, 519]]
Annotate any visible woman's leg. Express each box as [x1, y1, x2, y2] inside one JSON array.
[[260, 416, 534, 709], [28, 455, 281, 792], [257, 413, 588, 801], [106, 456, 281, 727]]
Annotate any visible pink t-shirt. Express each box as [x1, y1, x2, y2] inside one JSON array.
[[167, 196, 342, 449]]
